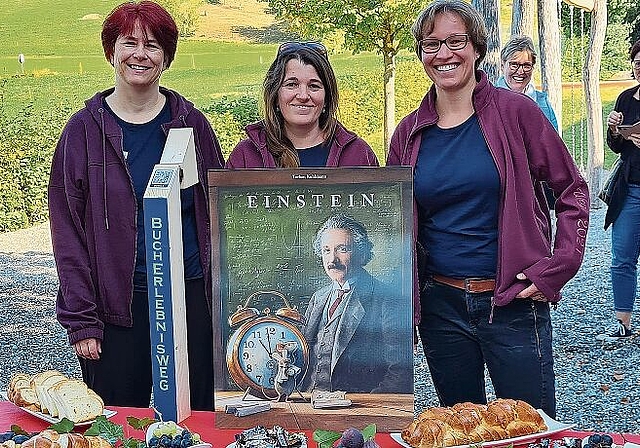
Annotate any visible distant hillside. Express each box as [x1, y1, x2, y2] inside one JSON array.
[[0, 0, 280, 61], [197, 0, 283, 42]]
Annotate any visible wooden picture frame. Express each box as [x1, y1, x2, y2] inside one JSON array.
[[208, 167, 414, 431]]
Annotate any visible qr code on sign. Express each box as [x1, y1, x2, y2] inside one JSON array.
[[150, 169, 174, 188]]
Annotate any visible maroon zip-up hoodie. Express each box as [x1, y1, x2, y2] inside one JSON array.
[[226, 120, 379, 168], [387, 71, 590, 325], [49, 87, 224, 345]]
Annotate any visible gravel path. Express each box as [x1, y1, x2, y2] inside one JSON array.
[[1, 208, 639, 433]]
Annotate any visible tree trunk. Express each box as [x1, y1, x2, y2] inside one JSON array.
[[473, 0, 501, 82], [511, 0, 535, 37], [383, 50, 396, 160], [584, 0, 607, 207], [538, 0, 563, 136]]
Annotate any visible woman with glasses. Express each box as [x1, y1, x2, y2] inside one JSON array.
[[598, 39, 640, 341], [497, 35, 559, 210], [387, 0, 589, 416], [48, 1, 223, 409], [225, 41, 378, 168], [496, 35, 558, 130]]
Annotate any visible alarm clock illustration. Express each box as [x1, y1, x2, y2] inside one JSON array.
[[226, 290, 309, 400]]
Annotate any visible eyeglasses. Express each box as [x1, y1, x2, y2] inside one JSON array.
[[632, 60, 640, 69], [508, 62, 534, 73], [277, 41, 328, 59], [418, 34, 469, 55]]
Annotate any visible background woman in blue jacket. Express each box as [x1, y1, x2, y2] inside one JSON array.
[[48, 1, 224, 409], [496, 35, 558, 130], [496, 35, 559, 210]]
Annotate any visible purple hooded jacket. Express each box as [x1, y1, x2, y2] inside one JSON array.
[[48, 87, 224, 345], [387, 71, 590, 325], [225, 121, 379, 168]]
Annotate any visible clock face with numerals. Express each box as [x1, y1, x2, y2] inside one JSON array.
[[226, 316, 309, 395]]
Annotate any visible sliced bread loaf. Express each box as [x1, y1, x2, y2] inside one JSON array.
[[50, 379, 103, 423], [31, 370, 67, 415], [11, 385, 41, 411]]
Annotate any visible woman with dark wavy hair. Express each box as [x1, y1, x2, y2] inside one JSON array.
[[226, 42, 378, 168]]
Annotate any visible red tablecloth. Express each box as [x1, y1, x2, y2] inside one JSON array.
[[2, 402, 639, 448]]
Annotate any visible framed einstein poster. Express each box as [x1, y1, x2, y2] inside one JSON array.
[[208, 167, 414, 431]]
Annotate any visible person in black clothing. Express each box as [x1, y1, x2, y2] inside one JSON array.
[[597, 39, 640, 341]]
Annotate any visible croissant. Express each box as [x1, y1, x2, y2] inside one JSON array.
[[401, 398, 547, 448]]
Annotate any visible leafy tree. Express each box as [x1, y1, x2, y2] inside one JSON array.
[[263, 0, 429, 157], [562, 23, 630, 80], [620, 1, 640, 43], [562, 0, 639, 48]]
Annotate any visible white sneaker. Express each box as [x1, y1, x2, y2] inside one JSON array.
[[596, 320, 634, 342]]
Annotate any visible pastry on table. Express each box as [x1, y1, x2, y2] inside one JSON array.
[[401, 398, 548, 448]]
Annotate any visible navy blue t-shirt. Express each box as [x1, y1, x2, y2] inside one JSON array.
[[297, 142, 329, 167], [414, 115, 499, 278], [106, 99, 203, 290]]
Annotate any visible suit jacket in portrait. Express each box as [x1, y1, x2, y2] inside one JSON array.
[[302, 268, 412, 393]]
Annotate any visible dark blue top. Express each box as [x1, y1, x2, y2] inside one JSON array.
[[414, 115, 499, 278], [298, 142, 329, 167], [106, 98, 203, 290]]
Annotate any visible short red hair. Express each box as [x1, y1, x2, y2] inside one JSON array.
[[101, 1, 179, 68]]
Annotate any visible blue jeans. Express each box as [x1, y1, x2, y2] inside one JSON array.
[[418, 281, 556, 418], [611, 184, 640, 313]]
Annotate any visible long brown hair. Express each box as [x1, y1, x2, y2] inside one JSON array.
[[263, 46, 339, 167]]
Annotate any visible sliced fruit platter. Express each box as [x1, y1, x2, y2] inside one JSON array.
[[0, 414, 215, 448]]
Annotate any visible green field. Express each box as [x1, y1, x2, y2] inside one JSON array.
[[0, 0, 623, 156], [0, 0, 631, 231]]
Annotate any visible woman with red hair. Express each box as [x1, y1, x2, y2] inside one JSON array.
[[48, 1, 223, 409]]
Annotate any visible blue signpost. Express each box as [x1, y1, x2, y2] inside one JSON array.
[[143, 128, 198, 423]]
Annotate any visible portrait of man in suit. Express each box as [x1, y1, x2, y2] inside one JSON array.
[[301, 213, 412, 394]]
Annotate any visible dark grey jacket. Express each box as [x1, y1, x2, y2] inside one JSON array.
[[302, 269, 412, 393]]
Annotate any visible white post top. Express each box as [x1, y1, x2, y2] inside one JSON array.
[[160, 128, 198, 189]]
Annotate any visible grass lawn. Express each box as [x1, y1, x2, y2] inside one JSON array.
[[0, 0, 631, 166]]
